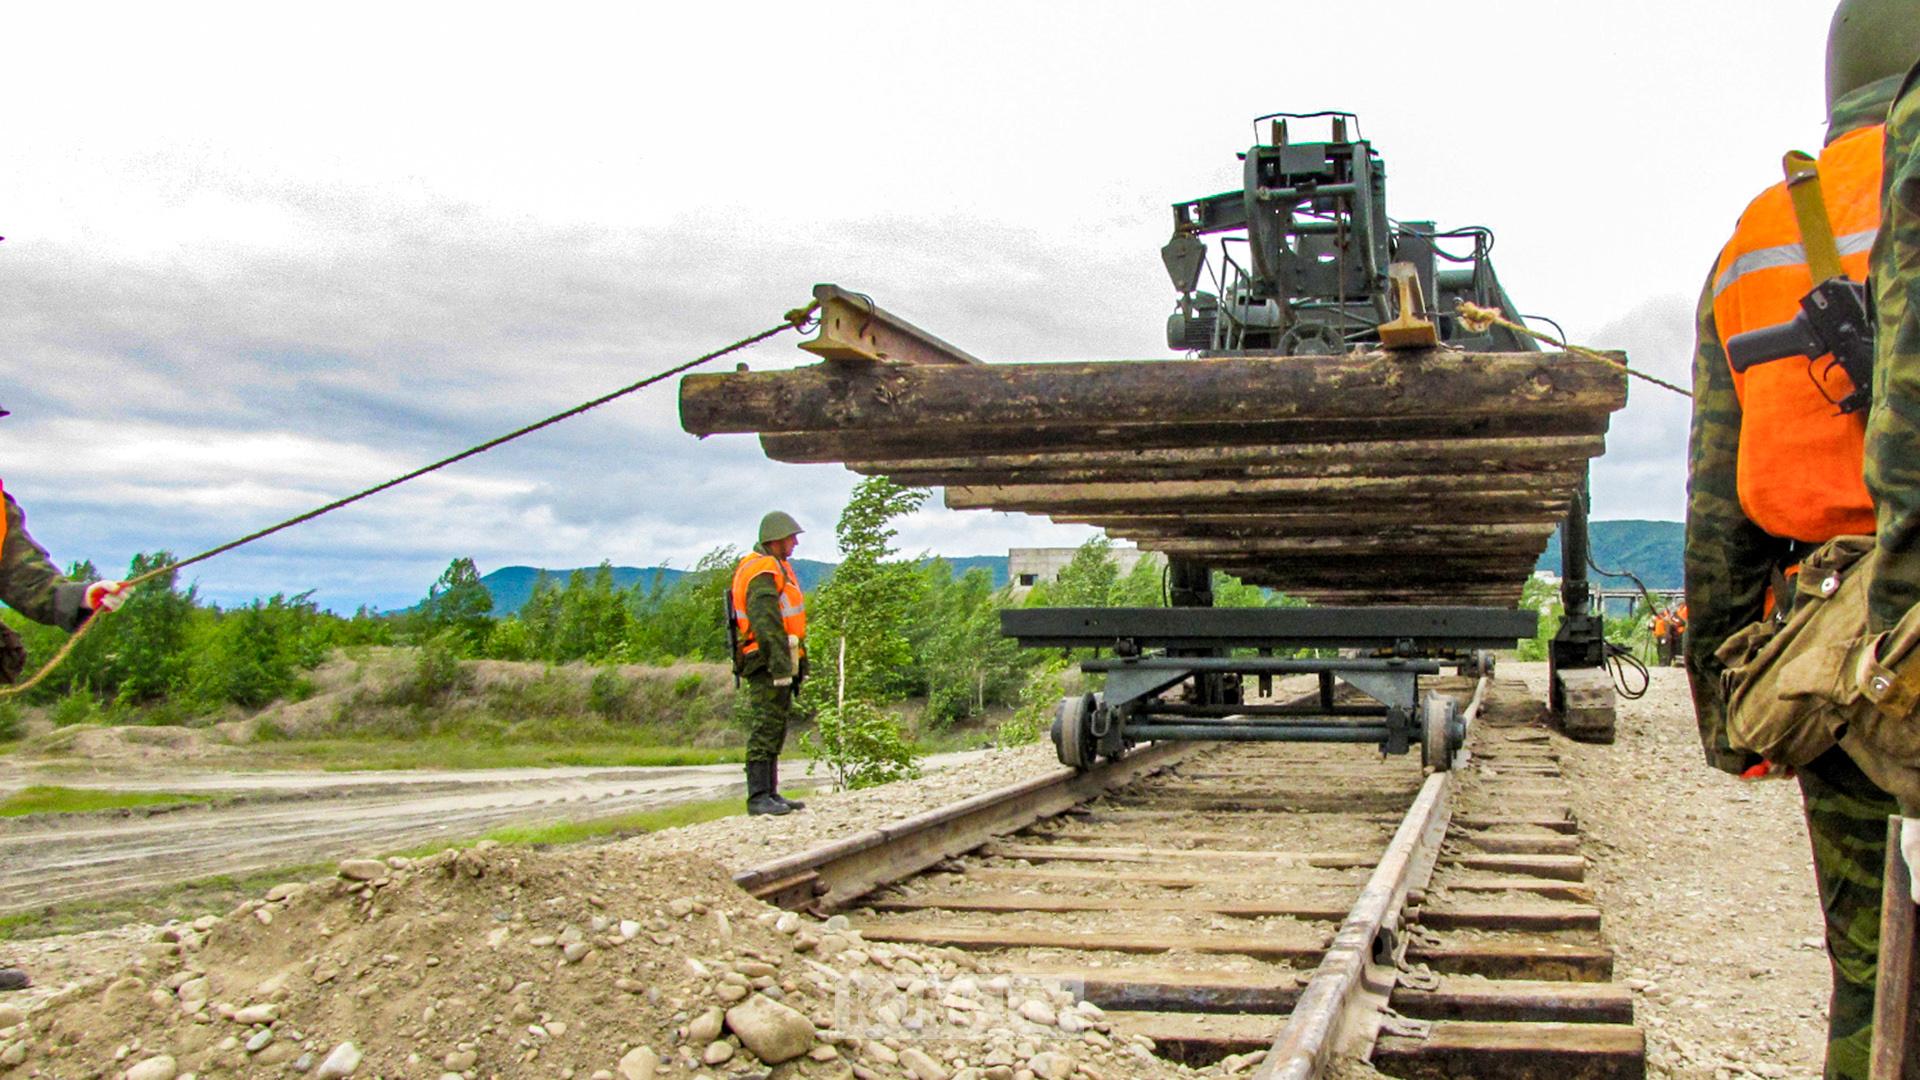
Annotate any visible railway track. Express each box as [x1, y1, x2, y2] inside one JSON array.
[[737, 675, 1643, 1079]]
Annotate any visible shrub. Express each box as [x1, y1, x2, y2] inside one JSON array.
[[51, 692, 101, 728], [0, 701, 21, 741], [588, 669, 630, 719], [801, 700, 919, 790]]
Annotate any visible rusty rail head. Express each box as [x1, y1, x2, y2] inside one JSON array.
[[733, 741, 1195, 912], [1255, 675, 1490, 1080]]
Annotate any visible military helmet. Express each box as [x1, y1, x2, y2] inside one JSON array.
[[758, 511, 803, 544], [1827, 0, 1920, 120]]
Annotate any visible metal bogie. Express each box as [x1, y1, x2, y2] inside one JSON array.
[[1421, 691, 1463, 771]]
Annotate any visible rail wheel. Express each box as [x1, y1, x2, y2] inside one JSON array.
[[1420, 691, 1460, 771], [1051, 693, 1097, 770]]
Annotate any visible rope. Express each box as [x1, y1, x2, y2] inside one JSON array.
[[1455, 301, 1694, 400], [0, 302, 820, 699]]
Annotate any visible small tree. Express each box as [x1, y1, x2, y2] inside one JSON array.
[[418, 558, 494, 655]]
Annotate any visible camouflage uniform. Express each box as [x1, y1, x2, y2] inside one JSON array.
[[1683, 77, 1904, 1080], [1867, 62, 1920, 634], [2, 488, 94, 633], [733, 542, 804, 762]]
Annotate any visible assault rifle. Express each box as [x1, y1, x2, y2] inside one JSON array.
[[1724, 276, 1875, 415]]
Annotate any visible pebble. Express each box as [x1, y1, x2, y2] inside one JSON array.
[[688, 1007, 725, 1045], [899, 1047, 947, 1080], [314, 1041, 363, 1078], [0, 1004, 23, 1028], [702, 1039, 734, 1065], [337, 859, 387, 882], [867, 1042, 900, 1064], [562, 942, 593, 963], [246, 1029, 275, 1053], [1017, 1000, 1057, 1026], [725, 993, 816, 1064], [445, 1049, 478, 1070], [234, 1004, 278, 1025], [775, 912, 801, 935], [617, 1045, 656, 1080], [1026, 1051, 1074, 1080], [125, 1056, 178, 1080], [619, 920, 641, 939]]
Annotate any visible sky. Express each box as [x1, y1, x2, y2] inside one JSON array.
[[3, 1, 1842, 611]]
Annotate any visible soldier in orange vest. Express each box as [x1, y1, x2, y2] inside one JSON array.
[[1683, 5, 1919, 1073], [728, 511, 810, 816]]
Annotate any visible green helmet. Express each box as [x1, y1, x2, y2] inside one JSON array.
[[1827, 0, 1920, 121], [758, 511, 803, 544]]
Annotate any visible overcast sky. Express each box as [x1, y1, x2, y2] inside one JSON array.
[[3, 2, 1840, 610]]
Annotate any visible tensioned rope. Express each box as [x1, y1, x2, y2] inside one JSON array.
[[0, 302, 820, 699], [1455, 300, 1694, 400]]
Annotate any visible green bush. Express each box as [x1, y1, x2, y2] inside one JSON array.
[[383, 636, 469, 708], [588, 668, 630, 719], [801, 699, 920, 790], [671, 671, 705, 698], [50, 692, 101, 728], [0, 701, 22, 741]]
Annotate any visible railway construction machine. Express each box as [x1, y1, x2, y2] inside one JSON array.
[[679, 111, 1630, 770]]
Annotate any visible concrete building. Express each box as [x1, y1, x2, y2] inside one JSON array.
[[1008, 545, 1160, 591]]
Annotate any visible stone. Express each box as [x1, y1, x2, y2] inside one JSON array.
[[687, 1007, 725, 1045], [702, 1039, 734, 1065], [725, 994, 816, 1065], [315, 1041, 363, 1078], [867, 1042, 900, 1064], [234, 1004, 278, 1025], [562, 942, 592, 964], [338, 860, 387, 882], [125, 1056, 179, 1080], [1017, 1000, 1056, 1026], [619, 920, 641, 940], [1026, 1051, 1074, 1080], [617, 1045, 656, 1080], [775, 912, 801, 935], [900, 1047, 948, 1080], [0, 1004, 24, 1028], [445, 1049, 478, 1070], [246, 1028, 275, 1053], [716, 983, 749, 1003], [1057, 1011, 1083, 1033]]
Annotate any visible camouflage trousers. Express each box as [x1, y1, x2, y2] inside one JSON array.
[[1797, 746, 1899, 1080], [734, 676, 794, 762]]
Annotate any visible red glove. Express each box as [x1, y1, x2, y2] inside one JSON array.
[[1741, 760, 1792, 781], [84, 580, 130, 613]]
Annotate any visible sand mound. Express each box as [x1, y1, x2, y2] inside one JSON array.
[[19, 725, 234, 764]]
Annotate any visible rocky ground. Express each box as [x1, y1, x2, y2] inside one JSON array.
[[0, 664, 1849, 1079]]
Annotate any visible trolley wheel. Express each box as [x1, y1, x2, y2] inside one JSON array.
[[1051, 693, 1097, 770], [1421, 692, 1460, 772]]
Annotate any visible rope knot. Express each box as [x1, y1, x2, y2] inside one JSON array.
[[1455, 301, 1500, 335], [784, 300, 821, 329]]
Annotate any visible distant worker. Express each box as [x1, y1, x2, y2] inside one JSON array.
[[728, 511, 810, 817], [1666, 604, 1688, 667], [1683, 5, 1918, 1075], [0, 429, 130, 992], [1649, 609, 1673, 665]]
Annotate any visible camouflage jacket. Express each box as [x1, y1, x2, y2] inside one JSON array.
[[1867, 62, 1920, 632], [1684, 78, 1901, 772], [2, 487, 91, 632]]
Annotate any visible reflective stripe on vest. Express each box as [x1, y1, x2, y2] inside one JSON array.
[[1711, 124, 1883, 544], [729, 553, 807, 659]]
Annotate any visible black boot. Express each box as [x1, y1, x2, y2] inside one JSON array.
[[0, 967, 28, 992], [771, 761, 806, 810], [746, 760, 790, 816]]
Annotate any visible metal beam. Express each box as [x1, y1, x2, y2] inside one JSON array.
[[1000, 606, 1536, 650], [795, 283, 982, 366]]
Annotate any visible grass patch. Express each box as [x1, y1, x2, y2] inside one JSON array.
[[0, 863, 329, 941], [0, 785, 217, 817], [455, 794, 752, 848]]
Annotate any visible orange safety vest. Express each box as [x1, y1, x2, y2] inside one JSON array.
[[729, 552, 806, 660], [1711, 124, 1883, 544]]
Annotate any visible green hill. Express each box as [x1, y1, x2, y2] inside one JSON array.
[[1534, 519, 1683, 590]]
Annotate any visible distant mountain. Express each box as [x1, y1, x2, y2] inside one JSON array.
[[1535, 519, 1683, 590], [475, 555, 1010, 616]]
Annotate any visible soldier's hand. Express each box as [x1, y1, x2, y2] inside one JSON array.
[[1903, 818, 1920, 905], [85, 580, 130, 613]]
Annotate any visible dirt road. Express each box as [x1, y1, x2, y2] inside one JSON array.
[[0, 754, 987, 915]]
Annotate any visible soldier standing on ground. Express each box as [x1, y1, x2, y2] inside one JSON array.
[[0, 425, 130, 992], [1683, 4, 1917, 1074], [729, 512, 810, 817]]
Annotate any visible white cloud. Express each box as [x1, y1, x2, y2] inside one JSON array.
[[3, 1, 1838, 608]]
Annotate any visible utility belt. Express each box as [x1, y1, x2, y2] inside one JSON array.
[[1718, 535, 1920, 809]]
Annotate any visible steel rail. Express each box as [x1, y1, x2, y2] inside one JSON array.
[[1255, 673, 1491, 1080], [733, 741, 1194, 912]]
